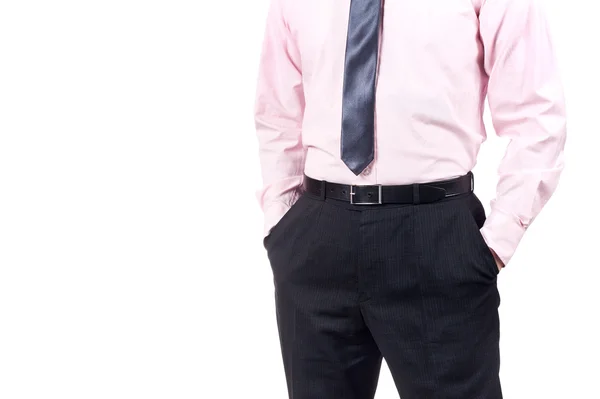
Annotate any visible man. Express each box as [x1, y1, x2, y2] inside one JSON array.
[[254, 0, 566, 397]]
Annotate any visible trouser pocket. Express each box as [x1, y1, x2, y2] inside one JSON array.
[[412, 192, 499, 285], [457, 193, 499, 277], [263, 192, 310, 250]]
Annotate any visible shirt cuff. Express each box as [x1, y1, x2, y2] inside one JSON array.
[[262, 201, 291, 239], [479, 206, 528, 267]]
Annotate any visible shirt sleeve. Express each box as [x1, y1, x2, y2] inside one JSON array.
[[478, 0, 567, 266], [254, 0, 306, 239]]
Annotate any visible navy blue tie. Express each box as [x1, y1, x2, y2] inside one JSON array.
[[340, 0, 382, 175]]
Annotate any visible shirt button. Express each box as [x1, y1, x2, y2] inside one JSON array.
[[362, 166, 371, 176]]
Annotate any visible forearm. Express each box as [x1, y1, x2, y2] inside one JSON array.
[[255, 116, 306, 237], [254, 0, 306, 237], [479, 0, 566, 266]]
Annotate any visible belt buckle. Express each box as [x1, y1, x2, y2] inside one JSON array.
[[349, 184, 382, 205]]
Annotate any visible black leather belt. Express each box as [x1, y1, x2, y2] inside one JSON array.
[[302, 171, 474, 205]]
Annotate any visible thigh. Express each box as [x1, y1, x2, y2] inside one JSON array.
[[266, 196, 383, 399], [361, 193, 502, 399]]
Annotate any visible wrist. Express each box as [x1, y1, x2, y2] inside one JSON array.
[[489, 247, 505, 269]]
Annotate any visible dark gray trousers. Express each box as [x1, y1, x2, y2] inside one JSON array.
[[264, 188, 501, 399]]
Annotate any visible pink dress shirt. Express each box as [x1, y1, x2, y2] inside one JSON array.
[[254, 0, 566, 266]]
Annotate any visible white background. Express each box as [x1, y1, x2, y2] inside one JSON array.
[[0, 0, 597, 398]]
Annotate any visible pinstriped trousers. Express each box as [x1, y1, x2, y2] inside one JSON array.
[[263, 187, 502, 399]]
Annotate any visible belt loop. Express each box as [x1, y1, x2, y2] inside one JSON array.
[[319, 180, 326, 201], [470, 171, 474, 192], [412, 183, 420, 205]]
